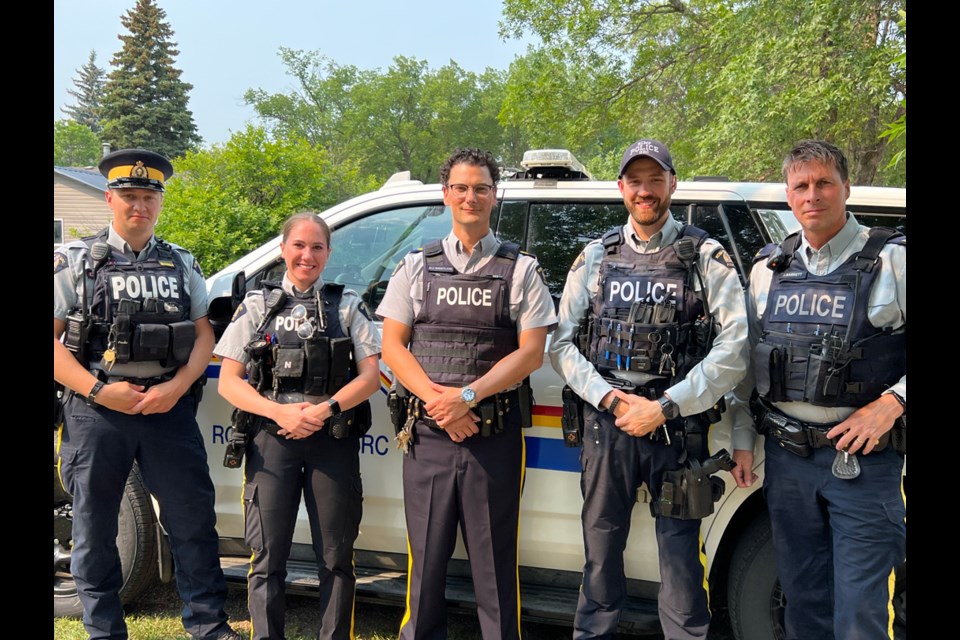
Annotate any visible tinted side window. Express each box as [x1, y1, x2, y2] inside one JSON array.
[[526, 202, 626, 297]]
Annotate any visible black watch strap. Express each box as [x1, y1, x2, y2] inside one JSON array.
[[607, 396, 621, 415], [327, 398, 342, 416], [86, 381, 105, 407], [658, 395, 679, 420]]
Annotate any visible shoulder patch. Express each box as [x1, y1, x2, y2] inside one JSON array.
[[193, 260, 205, 277], [570, 251, 587, 273], [534, 263, 548, 285], [54, 252, 68, 274], [357, 299, 374, 321], [391, 258, 406, 277], [231, 302, 248, 322], [711, 247, 735, 269]]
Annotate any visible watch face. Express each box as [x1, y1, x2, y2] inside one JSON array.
[[461, 387, 476, 403]]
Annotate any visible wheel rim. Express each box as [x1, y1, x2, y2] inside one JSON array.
[[771, 578, 786, 640], [53, 497, 77, 599]]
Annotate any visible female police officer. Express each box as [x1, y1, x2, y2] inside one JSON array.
[[215, 212, 381, 640]]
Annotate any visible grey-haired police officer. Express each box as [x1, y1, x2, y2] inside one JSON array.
[[549, 139, 749, 639], [730, 140, 906, 640], [53, 149, 241, 640], [378, 147, 556, 639]]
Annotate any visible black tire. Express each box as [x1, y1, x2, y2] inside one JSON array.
[[54, 435, 159, 618], [727, 514, 785, 640]]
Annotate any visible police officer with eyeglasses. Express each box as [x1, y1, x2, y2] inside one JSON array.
[[378, 147, 557, 639], [53, 148, 241, 640]]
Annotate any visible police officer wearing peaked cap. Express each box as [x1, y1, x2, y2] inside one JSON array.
[[377, 147, 557, 639], [549, 138, 750, 639], [53, 148, 242, 640], [729, 140, 906, 639]]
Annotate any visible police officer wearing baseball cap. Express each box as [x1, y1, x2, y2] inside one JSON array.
[[549, 139, 749, 638], [54, 149, 242, 639]]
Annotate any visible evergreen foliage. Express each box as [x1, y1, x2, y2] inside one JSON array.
[[100, 0, 201, 159]]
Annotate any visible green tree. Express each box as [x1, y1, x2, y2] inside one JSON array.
[[54, 119, 102, 166], [100, 0, 201, 159], [158, 126, 376, 275], [880, 10, 905, 169], [500, 0, 905, 185], [246, 51, 520, 183], [61, 50, 106, 133]]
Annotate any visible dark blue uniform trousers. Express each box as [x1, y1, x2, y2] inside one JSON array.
[[243, 427, 362, 640], [764, 438, 906, 640], [58, 394, 230, 640], [399, 410, 525, 640], [575, 407, 710, 640]]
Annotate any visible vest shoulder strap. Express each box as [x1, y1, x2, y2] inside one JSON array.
[[423, 240, 445, 258], [678, 224, 709, 247], [321, 282, 345, 307], [601, 227, 623, 255], [853, 227, 904, 273], [495, 241, 520, 261]]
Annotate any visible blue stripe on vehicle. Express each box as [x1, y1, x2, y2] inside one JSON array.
[[523, 435, 580, 472]]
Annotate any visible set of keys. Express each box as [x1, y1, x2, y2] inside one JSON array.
[[395, 397, 419, 454]]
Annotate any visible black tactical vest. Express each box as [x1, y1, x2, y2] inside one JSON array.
[[410, 240, 520, 386], [81, 229, 194, 368], [586, 225, 712, 392], [754, 227, 906, 407], [246, 282, 355, 399]]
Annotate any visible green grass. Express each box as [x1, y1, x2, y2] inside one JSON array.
[[52, 579, 573, 639]]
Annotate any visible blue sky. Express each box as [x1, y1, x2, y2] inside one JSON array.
[[54, 0, 534, 147]]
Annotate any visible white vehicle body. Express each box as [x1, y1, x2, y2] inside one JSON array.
[[55, 152, 906, 639]]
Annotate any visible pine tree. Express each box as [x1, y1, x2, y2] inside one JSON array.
[[61, 50, 106, 134], [99, 0, 202, 158]]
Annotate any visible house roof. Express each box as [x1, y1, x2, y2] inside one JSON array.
[[54, 166, 107, 192]]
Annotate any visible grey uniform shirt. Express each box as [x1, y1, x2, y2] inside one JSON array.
[[549, 217, 750, 413], [729, 213, 907, 451], [376, 230, 558, 333], [214, 273, 382, 403], [53, 225, 209, 378]]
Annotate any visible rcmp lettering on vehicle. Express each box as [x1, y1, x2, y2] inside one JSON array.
[[769, 285, 852, 323], [110, 274, 181, 300], [604, 276, 683, 306], [436, 286, 493, 307]]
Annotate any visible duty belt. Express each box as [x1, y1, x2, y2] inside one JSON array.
[[751, 396, 891, 456], [101, 371, 176, 390], [412, 388, 520, 437]]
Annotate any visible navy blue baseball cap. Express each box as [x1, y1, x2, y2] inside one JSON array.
[[617, 139, 675, 177], [99, 148, 174, 192]]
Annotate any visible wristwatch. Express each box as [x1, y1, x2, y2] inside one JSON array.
[[86, 381, 105, 407], [327, 398, 342, 416], [607, 396, 622, 415], [657, 395, 680, 420], [460, 386, 479, 409]]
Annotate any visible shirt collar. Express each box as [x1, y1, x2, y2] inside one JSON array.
[[282, 272, 324, 298], [106, 225, 156, 259], [624, 216, 682, 252], [799, 212, 859, 260]]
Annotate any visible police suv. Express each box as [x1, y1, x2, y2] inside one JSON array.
[[54, 150, 907, 639]]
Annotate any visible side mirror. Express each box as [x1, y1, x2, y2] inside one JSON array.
[[362, 279, 389, 311], [231, 270, 247, 315]]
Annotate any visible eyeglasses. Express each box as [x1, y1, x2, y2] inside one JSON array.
[[445, 183, 495, 199]]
